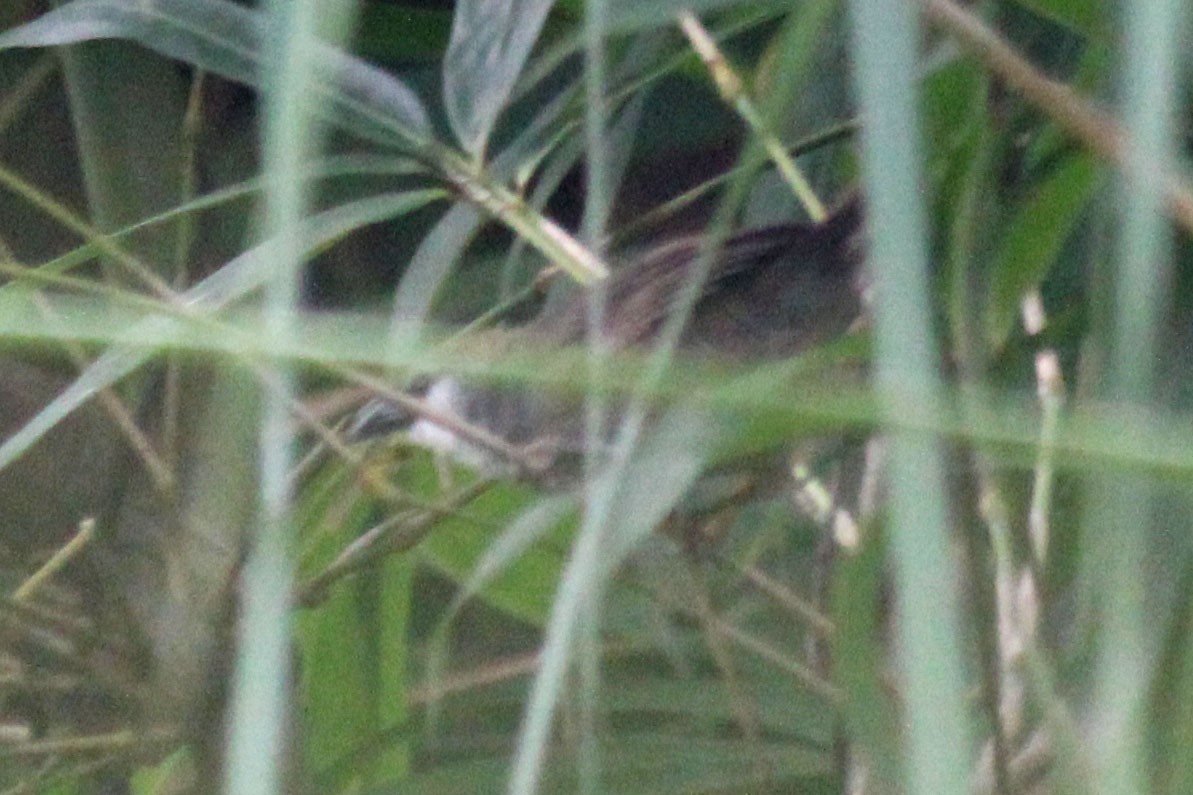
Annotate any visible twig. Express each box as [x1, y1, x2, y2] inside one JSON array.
[[297, 477, 494, 607], [11, 519, 95, 603], [921, 0, 1193, 234], [1023, 291, 1063, 567], [678, 10, 827, 222]]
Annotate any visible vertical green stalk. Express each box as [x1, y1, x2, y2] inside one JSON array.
[[579, 1, 610, 793], [223, 4, 359, 795], [1090, 2, 1184, 795], [55, 39, 186, 281], [845, 0, 973, 793], [508, 3, 616, 792]]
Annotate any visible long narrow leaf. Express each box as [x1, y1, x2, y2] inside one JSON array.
[[443, 0, 555, 156], [0, 189, 443, 474], [0, 0, 431, 149]]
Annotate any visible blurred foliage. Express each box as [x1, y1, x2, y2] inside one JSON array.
[[0, 0, 1188, 794]]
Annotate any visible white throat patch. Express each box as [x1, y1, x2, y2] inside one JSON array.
[[408, 378, 508, 474]]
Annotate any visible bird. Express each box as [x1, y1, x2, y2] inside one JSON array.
[[351, 193, 868, 487]]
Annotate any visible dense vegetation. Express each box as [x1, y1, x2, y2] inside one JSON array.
[[0, 1, 1187, 794]]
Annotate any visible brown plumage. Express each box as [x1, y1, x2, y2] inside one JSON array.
[[362, 194, 868, 483], [541, 194, 865, 358]]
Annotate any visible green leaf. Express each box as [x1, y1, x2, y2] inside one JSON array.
[[0, 0, 431, 149], [601, 0, 791, 35], [297, 558, 414, 783], [361, 734, 830, 795], [986, 153, 1101, 350], [442, 0, 555, 156], [296, 462, 413, 784], [419, 475, 572, 627], [1014, 0, 1110, 39], [0, 188, 444, 475], [587, 734, 830, 794]]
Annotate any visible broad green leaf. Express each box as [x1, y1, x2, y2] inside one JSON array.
[[442, 0, 555, 156], [295, 460, 413, 785], [419, 475, 572, 627], [986, 153, 1101, 350], [1015, 0, 1110, 39], [296, 486, 387, 774], [298, 559, 413, 783], [833, 521, 902, 792]]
